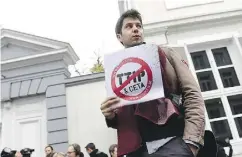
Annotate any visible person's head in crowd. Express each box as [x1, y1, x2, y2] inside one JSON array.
[[67, 143, 84, 157], [1, 147, 16, 157], [85, 143, 108, 157], [85, 143, 96, 154], [45, 145, 54, 156], [53, 152, 65, 157], [46, 152, 56, 157], [109, 144, 117, 157], [15, 152, 22, 157]]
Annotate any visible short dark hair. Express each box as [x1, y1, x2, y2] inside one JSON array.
[[115, 9, 143, 35], [109, 144, 117, 155], [45, 145, 54, 151], [85, 143, 96, 150]]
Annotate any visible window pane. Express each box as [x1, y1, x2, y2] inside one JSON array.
[[191, 51, 211, 70], [196, 71, 217, 92], [210, 120, 233, 139], [234, 117, 242, 137], [212, 47, 232, 67], [227, 94, 242, 115], [205, 98, 226, 119], [219, 67, 240, 88]]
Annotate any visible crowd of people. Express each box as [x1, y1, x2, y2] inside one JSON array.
[[45, 143, 117, 157]]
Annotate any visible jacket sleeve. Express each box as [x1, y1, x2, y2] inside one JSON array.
[[105, 114, 118, 129], [163, 46, 205, 146]]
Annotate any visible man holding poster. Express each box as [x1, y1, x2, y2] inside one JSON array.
[[100, 9, 205, 157], [104, 44, 166, 108]]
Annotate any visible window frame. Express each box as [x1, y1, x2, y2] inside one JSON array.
[[181, 35, 242, 143]]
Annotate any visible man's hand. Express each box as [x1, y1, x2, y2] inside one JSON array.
[[100, 97, 120, 119], [187, 144, 198, 156]]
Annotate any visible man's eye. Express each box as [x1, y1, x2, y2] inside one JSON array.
[[137, 25, 141, 28], [126, 25, 132, 28]]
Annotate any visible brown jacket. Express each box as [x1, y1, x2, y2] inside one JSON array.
[[161, 46, 205, 144]]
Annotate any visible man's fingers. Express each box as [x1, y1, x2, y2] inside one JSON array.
[[100, 99, 119, 110], [101, 96, 117, 105], [100, 97, 120, 110], [102, 106, 115, 114], [103, 112, 113, 117]]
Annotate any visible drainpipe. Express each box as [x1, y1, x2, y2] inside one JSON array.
[[164, 27, 169, 45]]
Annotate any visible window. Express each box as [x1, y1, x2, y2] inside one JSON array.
[[219, 67, 240, 88], [205, 98, 225, 119], [190, 46, 242, 140], [211, 120, 233, 139], [212, 47, 240, 88], [205, 98, 233, 139], [196, 71, 217, 91], [191, 47, 240, 92], [204, 95, 242, 140], [191, 51, 218, 92], [228, 94, 242, 137], [191, 51, 210, 70], [212, 47, 232, 66]]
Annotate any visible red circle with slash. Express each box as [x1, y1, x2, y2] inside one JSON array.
[[111, 57, 153, 101]]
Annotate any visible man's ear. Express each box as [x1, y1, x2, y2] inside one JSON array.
[[116, 34, 122, 43]]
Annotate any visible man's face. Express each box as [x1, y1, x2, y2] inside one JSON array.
[[15, 152, 22, 157], [111, 147, 117, 157], [117, 17, 144, 47], [45, 147, 52, 155], [67, 146, 76, 157], [86, 148, 92, 154]]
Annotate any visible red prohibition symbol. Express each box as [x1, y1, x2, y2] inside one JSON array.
[[111, 57, 153, 101]]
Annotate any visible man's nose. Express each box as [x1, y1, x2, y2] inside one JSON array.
[[132, 25, 138, 33]]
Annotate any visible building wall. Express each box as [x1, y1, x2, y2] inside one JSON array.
[[66, 77, 117, 156], [144, 10, 242, 46], [131, 0, 242, 24]]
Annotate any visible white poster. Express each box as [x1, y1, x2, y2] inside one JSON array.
[[104, 44, 164, 108]]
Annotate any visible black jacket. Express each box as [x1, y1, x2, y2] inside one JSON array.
[[90, 149, 108, 157]]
